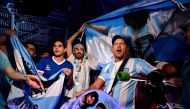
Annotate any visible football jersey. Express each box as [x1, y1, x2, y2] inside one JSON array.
[[37, 56, 73, 79], [99, 58, 157, 108]]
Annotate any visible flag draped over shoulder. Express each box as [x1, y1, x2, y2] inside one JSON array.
[[85, 0, 190, 65], [7, 35, 66, 109]]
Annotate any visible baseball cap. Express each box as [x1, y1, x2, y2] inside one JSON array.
[[112, 35, 130, 46]]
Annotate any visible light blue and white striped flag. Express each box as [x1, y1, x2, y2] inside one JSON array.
[[7, 35, 66, 109]]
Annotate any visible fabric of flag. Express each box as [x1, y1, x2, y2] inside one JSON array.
[[151, 32, 188, 62], [61, 90, 122, 109], [85, 0, 190, 65], [7, 35, 66, 109]]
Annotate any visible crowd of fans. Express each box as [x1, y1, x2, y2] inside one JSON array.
[[0, 9, 190, 109]]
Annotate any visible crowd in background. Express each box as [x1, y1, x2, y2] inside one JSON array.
[[0, 9, 190, 109]]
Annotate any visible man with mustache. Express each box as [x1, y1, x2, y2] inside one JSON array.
[[65, 24, 98, 98]]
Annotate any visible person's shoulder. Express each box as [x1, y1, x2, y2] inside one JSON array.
[[0, 50, 5, 56], [0, 50, 8, 59], [130, 58, 143, 62], [67, 53, 74, 61], [65, 60, 73, 65]]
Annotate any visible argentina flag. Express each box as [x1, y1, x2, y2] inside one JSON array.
[[7, 35, 66, 109], [85, 0, 190, 65]]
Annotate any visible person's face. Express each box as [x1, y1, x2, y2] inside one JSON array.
[[25, 44, 36, 57], [85, 94, 96, 105], [184, 26, 190, 45], [53, 41, 66, 57], [73, 45, 84, 59], [112, 39, 128, 61]]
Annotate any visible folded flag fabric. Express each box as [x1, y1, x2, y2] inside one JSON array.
[[7, 35, 66, 109], [85, 0, 190, 64]]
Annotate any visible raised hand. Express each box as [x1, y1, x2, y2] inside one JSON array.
[[5, 29, 16, 38], [78, 23, 87, 33]]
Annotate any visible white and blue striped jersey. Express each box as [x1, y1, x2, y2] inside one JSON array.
[[65, 54, 96, 98], [98, 58, 157, 109]]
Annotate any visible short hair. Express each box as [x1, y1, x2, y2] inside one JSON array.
[[51, 38, 66, 48], [24, 41, 37, 47], [24, 41, 38, 51]]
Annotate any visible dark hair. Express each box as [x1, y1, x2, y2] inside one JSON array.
[[123, 9, 150, 30], [86, 91, 99, 107], [24, 41, 38, 52], [24, 41, 37, 48], [51, 38, 66, 48], [48, 38, 66, 56], [96, 103, 106, 109]]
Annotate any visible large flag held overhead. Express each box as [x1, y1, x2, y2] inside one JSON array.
[[85, 0, 190, 65]]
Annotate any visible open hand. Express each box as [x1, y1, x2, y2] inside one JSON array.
[[26, 75, 44, 91], [5, 29, 16, 38]]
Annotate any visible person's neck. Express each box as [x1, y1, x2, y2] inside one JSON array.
[[75, 57, 83, 61], [53, 56, 64, 63], [115, 57, 126, 63]]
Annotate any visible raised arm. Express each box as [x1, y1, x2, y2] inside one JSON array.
[[67, 24, 86, 57], [88, 23, 107, 34], [75, 78, 104, 97], [87, 78, 105, 90]]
